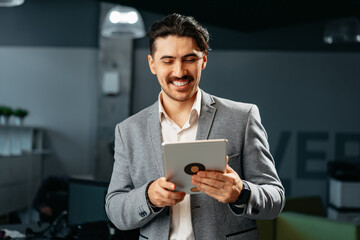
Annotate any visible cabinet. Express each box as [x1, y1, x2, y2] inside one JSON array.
[[327, 162, 360, 222], [0, 155, 42, 216], [0, 126, 45, 216]]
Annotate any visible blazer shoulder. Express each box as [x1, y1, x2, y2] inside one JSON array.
[[211, 94, 256, 114], [117, 102, 157, 129]]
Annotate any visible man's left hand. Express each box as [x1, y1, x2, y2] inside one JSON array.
[[192, 163, 243, 203]]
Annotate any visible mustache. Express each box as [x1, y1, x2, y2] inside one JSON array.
[[167, 75, 194, 82]]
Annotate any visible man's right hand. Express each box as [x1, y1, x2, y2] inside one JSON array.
[[148, 177, 186, 207]]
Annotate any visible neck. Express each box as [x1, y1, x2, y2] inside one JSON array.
[[161, 91, 197, 128]]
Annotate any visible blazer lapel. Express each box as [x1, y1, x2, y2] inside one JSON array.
[[196, 91, 216, 140], [192, 91, 217, 228], [147, 102, 165, 177], [147, 91, 217, 177]]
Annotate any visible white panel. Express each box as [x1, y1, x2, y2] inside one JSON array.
[[329, 178, 360, 208], [102, 71, 120, 95]]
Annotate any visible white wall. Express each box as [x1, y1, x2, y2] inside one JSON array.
[[0, 46, 98, 176]]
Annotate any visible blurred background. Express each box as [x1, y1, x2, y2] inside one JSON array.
[[0, 0, 359, 239]]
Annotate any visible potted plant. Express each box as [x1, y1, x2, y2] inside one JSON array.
[[13, 108, 28, 126], [0, 106, 13, 125]]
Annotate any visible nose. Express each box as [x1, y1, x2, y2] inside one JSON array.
[[173, 61, 186, 78]]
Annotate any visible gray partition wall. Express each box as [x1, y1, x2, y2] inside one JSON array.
[[132, 49, 360, 202]]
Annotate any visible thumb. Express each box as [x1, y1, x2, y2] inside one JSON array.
[[225, 156, 232, 173], [226, 164, 235, 173]]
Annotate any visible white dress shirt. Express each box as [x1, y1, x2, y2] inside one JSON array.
[[158, 90, 202, 240]]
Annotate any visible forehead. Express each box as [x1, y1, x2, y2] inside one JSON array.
[[153, 36, 201, 58]]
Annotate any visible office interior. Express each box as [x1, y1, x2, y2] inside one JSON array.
[[0, 0, 360, 239]]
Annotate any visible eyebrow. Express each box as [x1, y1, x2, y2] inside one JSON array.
[[160, 55, 175, 60], [159, 53, 200, 60], [183, 53, 199, 58]]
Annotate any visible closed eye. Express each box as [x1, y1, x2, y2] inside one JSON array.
[[183, 57, 199, 63], [163, 60, 174, 64], [160, 56, 175, 64]]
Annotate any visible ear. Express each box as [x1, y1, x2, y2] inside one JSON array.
[[201, 54, 207, 70], [148, 54, 157, 75]]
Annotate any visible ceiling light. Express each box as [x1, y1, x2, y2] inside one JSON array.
[[323, 17, 360, 44], [102, 5, 145, 39], [0, 0, 24, 7]]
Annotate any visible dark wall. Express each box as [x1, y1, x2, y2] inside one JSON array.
[[134, 10, 360, 52], [131, 11, 360, 203], [0, 0, 99, 47]]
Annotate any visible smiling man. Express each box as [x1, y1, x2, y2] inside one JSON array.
[[106, 13, 285, 240]]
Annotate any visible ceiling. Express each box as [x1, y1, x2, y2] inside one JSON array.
[[99, 0, 360, 32]]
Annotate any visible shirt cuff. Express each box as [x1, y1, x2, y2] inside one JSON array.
[[145, 181, 163, 213]]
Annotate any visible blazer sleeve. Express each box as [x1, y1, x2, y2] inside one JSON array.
[[105, 124, 164, 230], [230, 104, 285, 219]]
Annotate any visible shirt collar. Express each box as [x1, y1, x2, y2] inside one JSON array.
[[158, 89, 202, 122]]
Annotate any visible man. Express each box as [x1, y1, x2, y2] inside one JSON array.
[[106, 13, 285, 240]]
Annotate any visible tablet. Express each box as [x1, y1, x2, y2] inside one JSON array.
[[162, 139, 227, 194]]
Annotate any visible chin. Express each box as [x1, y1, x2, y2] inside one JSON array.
[[174, 93, 196, 102]]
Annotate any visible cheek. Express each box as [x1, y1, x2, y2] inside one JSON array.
[[195, 63, 204, 73], [194, 65, 203, 76], [158, 69, 171, 78], [157, 70, 170, 83]]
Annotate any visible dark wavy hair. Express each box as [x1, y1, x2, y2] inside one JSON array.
[[147, 13, 210, 56]]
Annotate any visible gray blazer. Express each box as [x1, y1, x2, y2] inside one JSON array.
[[106, 90, 285, 240]]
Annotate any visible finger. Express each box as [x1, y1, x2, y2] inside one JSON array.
[[159, 188, 185, 199], [154, 180, 183, 199], [157, 192, 185, 204], [158, 178, 176, 191], [194, 178, 236, 203], [194, 182, 227, 202], [151, 184, 185, 206], [192, 175, 225, 189], [197, 171, 231, 182], [205, 191, 227, 203], [226, 164, 235, 173], [192, 175, 234, 199], [154, 197, 181, 207], [195, 180, 221, 194], [161, 190, 185, 205]]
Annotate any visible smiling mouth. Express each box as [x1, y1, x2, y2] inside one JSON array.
[[168, 76, 193, 87], [172, 80, 190, 86]]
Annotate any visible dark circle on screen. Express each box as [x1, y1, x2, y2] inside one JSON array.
[[184, 163, 206, 175]]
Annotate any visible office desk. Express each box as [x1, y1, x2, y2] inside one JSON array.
[[0, 222, 67, 240]]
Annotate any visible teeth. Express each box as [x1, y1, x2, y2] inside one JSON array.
[[172, 80, 189, 86]]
